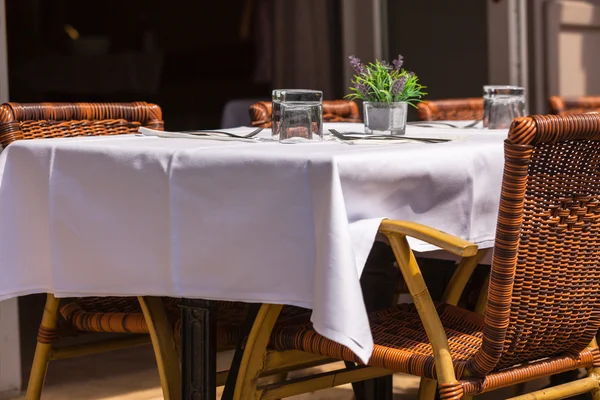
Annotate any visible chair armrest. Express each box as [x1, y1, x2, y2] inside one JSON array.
[[380, 226, 462, 385], [378, 219, 478, 257]]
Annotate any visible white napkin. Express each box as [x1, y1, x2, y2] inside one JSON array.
[[138, 127, 259, 142]]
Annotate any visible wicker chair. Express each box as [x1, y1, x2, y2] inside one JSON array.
[[549, 95, 600, 115], [0, 102, 163, 147], [229, 113, 600, 400], [248, 99, 361, 128], [0, 102, 185, 399], [416, 98, 484, 121]]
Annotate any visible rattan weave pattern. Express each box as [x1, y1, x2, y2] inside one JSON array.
[[469, 113, 600, 375], [549, 95, 600, 116], [268, 113, 600, 397], [270, 303, 481, 379], [60, 297, 181, 334], [416, 98, 484, 121], [0, 102, 163, 147], [37, 326, 59, 344], [249, 100, 361, 128]]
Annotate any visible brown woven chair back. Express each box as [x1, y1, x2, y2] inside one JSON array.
[[549, 96, 600, 115], [416, 98, 484, 121], [0, 102, 163, 147], [249, 99, 361, 128], [467, 113, 600, 377]]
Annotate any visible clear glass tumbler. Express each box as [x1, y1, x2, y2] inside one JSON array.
[[272, 89, 323, 139], [280, 103, 323, 142], [483, 85, 526, 129]]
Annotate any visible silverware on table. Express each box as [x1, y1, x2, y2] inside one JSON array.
[[328, 129, 449, 143], [180, 127, 264, 138], [138, 127, 263, 142]]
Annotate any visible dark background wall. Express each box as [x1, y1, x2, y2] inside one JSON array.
[[387, 0, 488, 120], [6, 0, 271, 130]]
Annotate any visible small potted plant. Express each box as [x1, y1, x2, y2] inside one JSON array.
[[345, 54, 426, 135]]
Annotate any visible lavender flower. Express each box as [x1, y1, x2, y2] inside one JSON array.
[[391, 76, 406, 97], [354, 81, 369, 97], [348, 55, 366, 75], [380, 60, 390, 68], [392, 54, 404, 70]]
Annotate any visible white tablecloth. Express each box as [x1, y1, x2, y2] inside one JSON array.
[[0, 122, 506, 363]]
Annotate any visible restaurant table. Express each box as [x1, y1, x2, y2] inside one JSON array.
[[0, 122, 507, 399]]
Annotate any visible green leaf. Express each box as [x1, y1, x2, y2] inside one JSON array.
[[347, 56, 426, 103]]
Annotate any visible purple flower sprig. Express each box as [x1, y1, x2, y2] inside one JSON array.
[[392, 55, 404, 70], [354, 81, 369, 98], [348, 55, 366, 75], [391, 76, 406, 97]]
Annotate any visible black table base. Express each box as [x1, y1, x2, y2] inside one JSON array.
[[181, 299, 217, 400]]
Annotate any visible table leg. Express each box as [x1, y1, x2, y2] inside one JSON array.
[[181, 298, 217, 400], [370, 376, 393, 400], [344, 362, 367, 400]]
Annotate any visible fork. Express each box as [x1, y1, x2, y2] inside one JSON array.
[[328, 129, 449, 143], [180, 127, 263, 138]]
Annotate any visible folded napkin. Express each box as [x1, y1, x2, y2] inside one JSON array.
[[138, 127, 260, 142]]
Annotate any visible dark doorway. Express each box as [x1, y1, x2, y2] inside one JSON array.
[[6, 0, 273, 130]]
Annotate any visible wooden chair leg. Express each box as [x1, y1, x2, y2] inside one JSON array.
[[138, 296, 181, 400], [508, 375, 600, 400], [26, 294, 60, 400], [232, 304, 283, 400], [441, 250, 488, 306], [418, 377, 437, 400], [386, 234, 464, 400], [461, 275, 490, 400], [473, 274, 489, 316], [416, 252, 488, 400], [586, 338, 600, 400], [587, 366, 600, 400]]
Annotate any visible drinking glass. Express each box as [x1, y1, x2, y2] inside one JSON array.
[[272, 89, 323, 139], [483, 85, 527, 129], [280, 103, 324, 141]]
